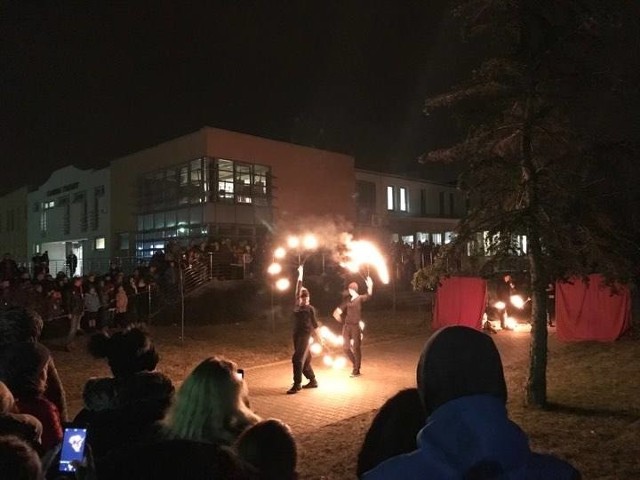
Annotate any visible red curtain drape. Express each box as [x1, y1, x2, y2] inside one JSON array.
[[556, 274, 631, 342], [433, 276, 487, 330]]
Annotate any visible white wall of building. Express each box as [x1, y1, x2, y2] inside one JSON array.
[[27, 166, 111, 275]]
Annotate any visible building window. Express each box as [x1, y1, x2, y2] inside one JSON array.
[[399, 187, 408, 212], [95, 237, 106, 250], [118, 233, 129, 251], [386, 186, 395, 210], [95, 185, 105, 197], [449, 193, 454, 216]]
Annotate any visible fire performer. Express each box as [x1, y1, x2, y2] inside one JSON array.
[[333, 276, 373, 377], [287, 266, 322, 394]]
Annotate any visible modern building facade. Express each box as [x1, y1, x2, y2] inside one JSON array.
[[6, 127, 466, 275], [354, 169, 465, 245], [110, 127, 355, 259], [26, 166, 111, 276]]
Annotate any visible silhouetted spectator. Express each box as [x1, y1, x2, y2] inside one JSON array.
[[0, 307, 68, 421], [362, 326, 581, 479], [236, 418, 297, 480], [99, 439, 253, 480], [74, 326, 174, 460], [0, 381, 43, 448], [0, 342, 63, 451], [357, 388, 424, 477], [0, 435, 42, 480]]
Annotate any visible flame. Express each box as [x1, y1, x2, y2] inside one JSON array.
[[359, 320, 365, 331], [341, 239, 389, 284], [510, 295, 526, 309], [274, 247, 286, 259], [310, 342, 323, 355], [494, 301, 506, 310], [323, 355, 334, 366], [303, 234, 318, 250], [332, 356, 347, 369], [287, 236, 300, 249], [275, 278, 290, 291], [267, 262, 282, 275], [505, 317, 518, 330]]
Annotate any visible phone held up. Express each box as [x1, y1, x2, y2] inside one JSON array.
[[236, 369, 245, 380], [58, 424, 88, 474]]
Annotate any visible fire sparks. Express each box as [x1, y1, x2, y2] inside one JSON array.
[[274, 247, 286, 259], [287, 236, 300, 249], [309, 342, 323, 355], [340, 239, 390, 284], [302, 234, 318, 250]]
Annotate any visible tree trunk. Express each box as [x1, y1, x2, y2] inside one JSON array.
[[520, 74, 549, 407], [526, 237, 548, 407]]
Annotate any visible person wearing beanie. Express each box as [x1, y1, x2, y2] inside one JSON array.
[[332, 275, 373, 377], [363, 326, 581, 480]]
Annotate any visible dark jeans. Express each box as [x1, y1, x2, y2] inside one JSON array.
[[342, 323, 362, 372], [292, 332, 315, 385]]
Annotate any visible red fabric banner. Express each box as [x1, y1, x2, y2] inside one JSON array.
[[433, 276, 487, 330], [556, 274, 631, 342]]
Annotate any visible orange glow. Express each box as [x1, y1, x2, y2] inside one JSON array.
[[267, 262, 282, 275], [310, 342, 323, 355], [302, 234, 318, 250], [340, 239, 390, 284], [494, 301, 506, 310], [274, 247, 286, 259], [275, 278, 290, 291], [287, 236, 300, 249], [332, 356, 347, 369]]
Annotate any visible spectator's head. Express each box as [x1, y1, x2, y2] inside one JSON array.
[[0, 435, 42, 480], [88, 325, 159, 377], [0, 308, 43, 346], [0, 381, 16, 413], [164, 356, 260, 446], [236, 419, 297, 480], [417, 326, 507, 417], [0, 342, 51, 399], [356, 388, 425, 477], [102, 439, 251, 480]]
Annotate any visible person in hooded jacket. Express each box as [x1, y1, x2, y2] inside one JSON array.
[[362, 326, 581, 480]]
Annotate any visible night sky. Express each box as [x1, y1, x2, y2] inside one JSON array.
[[1, 1, 475, 193]]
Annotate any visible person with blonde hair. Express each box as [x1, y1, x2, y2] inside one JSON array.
[[163, 356, 260, 446]]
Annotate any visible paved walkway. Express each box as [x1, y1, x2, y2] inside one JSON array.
[[245, 329, 532, 436]]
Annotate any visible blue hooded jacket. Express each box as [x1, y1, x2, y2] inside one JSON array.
[[363, 394, 579, 479], [363, 326, 580, 480]]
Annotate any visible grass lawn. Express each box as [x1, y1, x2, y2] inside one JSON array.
[[48, 308, 640, 479]]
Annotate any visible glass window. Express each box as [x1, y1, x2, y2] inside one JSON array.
[[177, 208, 189, 226], [95, 237, 106, 250], [190, 207, 202, 225], [386, 186, 395, 210], [154, 212, 165, 229], [217, 159, 235, 201], [118, 233, 129, 250], [432, 233, 443, 245], [399, 187, 408, 212], [165, 210, 176, 228], [143, 214, 153, 230]]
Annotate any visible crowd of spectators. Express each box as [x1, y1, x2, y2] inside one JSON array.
[[0, 303, 581, 479]]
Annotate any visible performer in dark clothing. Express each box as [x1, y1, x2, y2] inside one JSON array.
[[333, 276, 373, 377], [496, 274, 515, 329], [287, 266, 322, 395]]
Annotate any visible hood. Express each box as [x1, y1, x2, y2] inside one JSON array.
[[417, 326, 507, 416]]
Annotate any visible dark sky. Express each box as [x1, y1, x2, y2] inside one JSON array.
[[1, 1, 469, 191]]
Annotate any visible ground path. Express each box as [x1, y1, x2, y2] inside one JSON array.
[[245, 328, 532, 436]]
